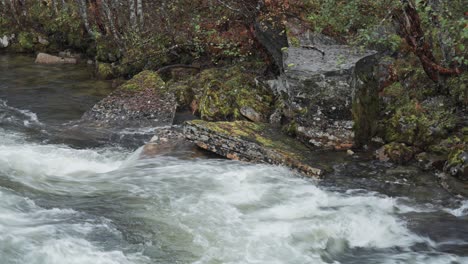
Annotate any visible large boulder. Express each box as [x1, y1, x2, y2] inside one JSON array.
[[269, 44, 375, 149], [192, 64, 274, 122], [81, 70, 177, 128], [35, 52, 78, 64], [184, 120, 333, 177]]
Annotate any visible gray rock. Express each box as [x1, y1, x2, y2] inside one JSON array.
[[184, 120, 335, 177], [81, 88, 177, 128], [0, 35, 9, 48], [240, 106, 264, 123], [269, 45, 375, 149], [37, 35, 49, 46], [35, 53, 77, 64], [81, 71, 177, 128], [254, 18, 288, 71]]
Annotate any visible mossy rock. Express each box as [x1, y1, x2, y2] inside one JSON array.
[[445, 149, 468, 180], [10, 32, 35, 53], [96, 63, 115, 80], [376, 142, 417, 165], [96, 36, 122, 63], [195, 65, 273, 122], [165, 80, 194, 108], [383, 97, 457, 149], [120, 70, 165, 92], [447, 72, 468, 106], [184, 120, 334, 177]]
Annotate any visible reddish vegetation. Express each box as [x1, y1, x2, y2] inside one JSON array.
[[394, 1, 461, 82]]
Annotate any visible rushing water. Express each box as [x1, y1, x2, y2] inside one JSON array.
[[0, 54, 467, 264]]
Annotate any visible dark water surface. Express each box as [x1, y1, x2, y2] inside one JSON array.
[[0, 54, 467, 264]]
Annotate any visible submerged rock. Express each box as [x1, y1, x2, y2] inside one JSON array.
[[35, 53, 77, 64], [81, 71, 177, 128], [141, 126, 199, 158], [184, 120, 329, 177]]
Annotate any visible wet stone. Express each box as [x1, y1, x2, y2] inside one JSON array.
[[184, 120, 331, 177]]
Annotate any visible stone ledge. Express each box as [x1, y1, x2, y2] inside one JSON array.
[[184, 120, 328, 177]]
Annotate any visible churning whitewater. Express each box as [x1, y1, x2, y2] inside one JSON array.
[[0, 55, 467, 264], [0, 105, 467, 264]]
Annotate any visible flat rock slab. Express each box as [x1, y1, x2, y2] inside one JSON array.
[[284, 46, 374, 77], [184, 120, 328, 177], [35, 52, 77, 64], [81, 88, 177, 128]]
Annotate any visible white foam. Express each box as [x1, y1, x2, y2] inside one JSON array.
[[114, 160, 456, 264], [0, 188, 150, 264], [0, 99, 42, 127], [445, 200, 468, 217]]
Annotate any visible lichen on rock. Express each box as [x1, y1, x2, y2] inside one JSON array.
[[184, 120, 336, 177]]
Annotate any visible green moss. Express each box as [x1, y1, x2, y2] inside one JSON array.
[[120, 70, 165, 91], [165, 80, 194, 107], [462, 127, 468, 135], [96, 36, 122, 63], [283, 121, 298, 136], [447, 149, 464, 167], [447, 72, 468, 106], [12, 32, 34, 52], [382, 82, 405, 98], [382, 142, 416, 164], [195, 64, 273, 122], [189, 120, 308, 159], [96, 63, 115, 80], [352, 54, 379, 147], [380, 89, 457, 149]]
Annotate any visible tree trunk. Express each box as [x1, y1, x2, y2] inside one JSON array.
[[129, 0, 136, 29], [8, 0, 20, 25], [78, 0, 92, 36], [61, 0, 67, 11], [102, 0, 120, 40], [137, 0, 143, 29], [51, 0, 57, 13]]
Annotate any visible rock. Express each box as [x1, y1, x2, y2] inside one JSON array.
[[141, 126, 200, 158], [35, 53, 77, 64], [37, 35, 49, 46], [184, 120, 329, 177], [254, 18, 288, 71], [352, 54, 380, 148], [347, 149, 355, 156], [415, 152, 446, 171], [194, 65, 273, 122], [269, 44, 375, 149], [445, 150, 468, 181], [376, 142, 417, 164], [0, 35, 10, 48], [239, 106, 265, 123], [81, 71, 177, 128], [383, 95, 457, 148], [58, 50, 81, 59], [96, 62, 115, 80]]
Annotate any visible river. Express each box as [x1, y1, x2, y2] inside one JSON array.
[[0, 54, 467, 264]]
